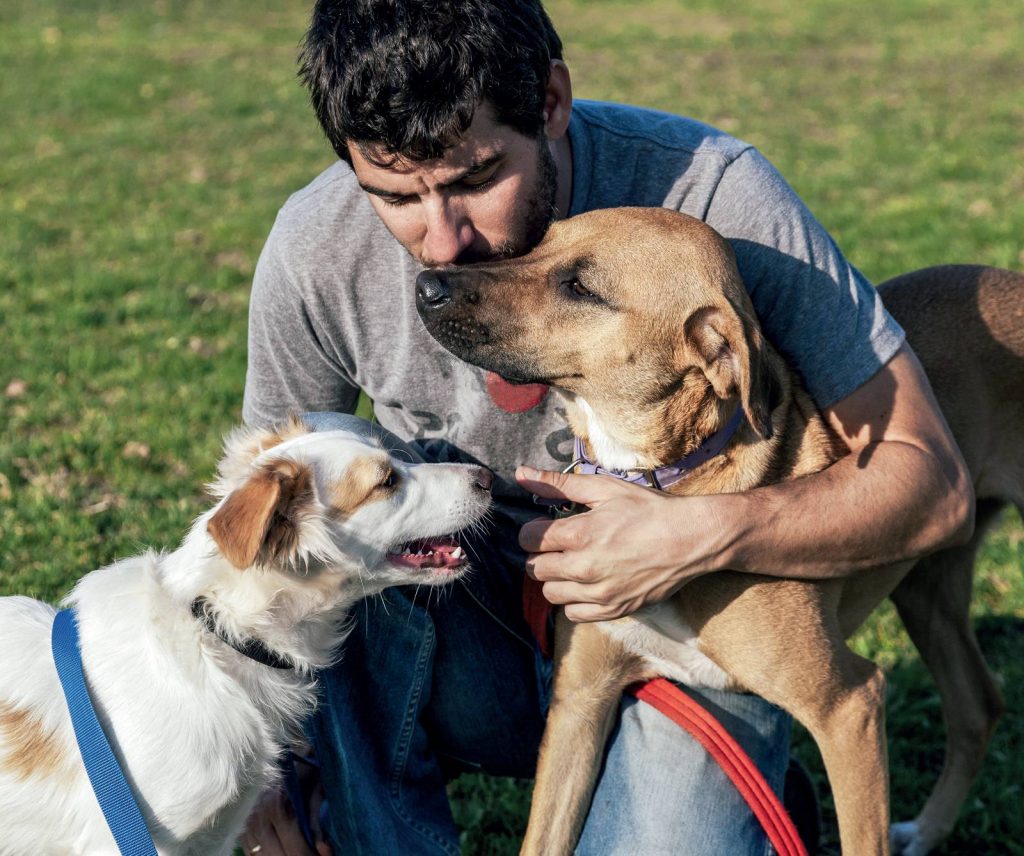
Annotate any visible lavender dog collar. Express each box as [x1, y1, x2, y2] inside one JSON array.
[[572, 406, 746, 490]]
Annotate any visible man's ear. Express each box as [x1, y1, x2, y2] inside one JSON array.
[[207, 458, 314, 569], [684, 305, 778, 439], [542, 60, 573, 139]]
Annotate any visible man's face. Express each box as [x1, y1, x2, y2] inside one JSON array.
[[348, 106, 558, 266]]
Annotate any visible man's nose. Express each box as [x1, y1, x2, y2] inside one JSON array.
[[421, 201, 473, 265], [415, 270, 451, 310]]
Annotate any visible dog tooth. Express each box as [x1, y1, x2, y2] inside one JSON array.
[[452, 547, 464, 558]]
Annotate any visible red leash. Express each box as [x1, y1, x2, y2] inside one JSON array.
[[523, 579, 807, 856], [628, 678, 807, 856]]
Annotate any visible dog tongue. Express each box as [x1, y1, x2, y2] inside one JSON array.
[[485, 372, 549, 413], [387, 537, 466, 571]]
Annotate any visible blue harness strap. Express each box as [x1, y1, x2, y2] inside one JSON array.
[[51, 608, 158, 856]]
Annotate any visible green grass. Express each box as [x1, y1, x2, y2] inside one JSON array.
[[2, 0, 1022, 852]]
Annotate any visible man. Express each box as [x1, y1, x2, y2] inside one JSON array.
[[241, 1, 973, 853]]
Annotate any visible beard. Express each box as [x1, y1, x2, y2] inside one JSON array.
[[454, 135, 559, 264]]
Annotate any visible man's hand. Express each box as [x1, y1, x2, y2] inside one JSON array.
[[517, 466, 718, 622], [517, 347, 974, 620], [240, 781, 332, 856]]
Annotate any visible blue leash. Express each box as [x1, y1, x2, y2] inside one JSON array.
[[51, 608, 158, 856]]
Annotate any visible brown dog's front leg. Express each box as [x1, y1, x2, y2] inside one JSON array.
[[522, 613, 651, 856]]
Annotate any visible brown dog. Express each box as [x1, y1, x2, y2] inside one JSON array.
[[415, 207, 1022, 855]]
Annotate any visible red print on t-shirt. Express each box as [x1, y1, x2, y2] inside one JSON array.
[[485, 371, 549, 413]]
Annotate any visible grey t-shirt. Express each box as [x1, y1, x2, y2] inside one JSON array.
[[243, 100, 904, 503]]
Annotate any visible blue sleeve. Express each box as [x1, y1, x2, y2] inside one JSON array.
[[705, 147, 905, 408]]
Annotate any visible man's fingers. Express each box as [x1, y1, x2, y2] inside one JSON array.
[[241, 791, 282, 855], [242, 787, 317, 856], [241, 824, 287, 856], [274, 808, 317, 855], [564, 601, 618, 623], [516, 465, 628, 505], [519, 516, 574, 555], [540, 580, 602, 605]]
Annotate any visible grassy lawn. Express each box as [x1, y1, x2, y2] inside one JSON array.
[[2, 0, 1022, 852]]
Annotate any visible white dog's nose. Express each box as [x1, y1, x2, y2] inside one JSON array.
[[472, 467, 493, 492]]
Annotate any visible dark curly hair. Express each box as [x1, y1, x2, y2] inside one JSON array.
[[299, 0, 563, 164]]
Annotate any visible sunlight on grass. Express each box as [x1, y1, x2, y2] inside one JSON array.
[[2, 0, 1022, 852]]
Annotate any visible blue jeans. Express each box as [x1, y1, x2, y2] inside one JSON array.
[[304, 413, 792, 855]]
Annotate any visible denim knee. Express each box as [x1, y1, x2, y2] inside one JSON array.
[[578, 688, 791, 856]]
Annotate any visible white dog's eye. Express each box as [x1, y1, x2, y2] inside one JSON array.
[[380, 469, 397, 489]]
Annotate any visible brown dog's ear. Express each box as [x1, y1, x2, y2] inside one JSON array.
[[684, 305, 777, 440], [207, 458, 314, 569]]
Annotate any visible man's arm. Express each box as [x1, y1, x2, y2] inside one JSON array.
[[516, 343, 975, 623], [724, 343, 973, 575]]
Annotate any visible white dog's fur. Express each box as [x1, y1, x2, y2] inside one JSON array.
[[0, 419, 491, 856]]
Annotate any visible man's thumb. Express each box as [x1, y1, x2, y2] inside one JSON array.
[[516, 464, 571, 494], [515, 465, 615, 504]]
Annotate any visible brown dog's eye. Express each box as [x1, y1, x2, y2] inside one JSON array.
[[379, 469, 397, 490], [562, 277, 594, 298]]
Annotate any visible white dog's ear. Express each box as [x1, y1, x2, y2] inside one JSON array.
[[684, 304, 778, 440], [208, 458, 314, 569], [212, 416, 311, 493]]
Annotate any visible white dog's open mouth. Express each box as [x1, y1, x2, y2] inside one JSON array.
[[386, 536, 467, 573]]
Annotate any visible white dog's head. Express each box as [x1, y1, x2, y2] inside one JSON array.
[[204, 418, 492, 592]]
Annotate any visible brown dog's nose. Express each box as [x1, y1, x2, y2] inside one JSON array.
[[416, 270, 452, 311]]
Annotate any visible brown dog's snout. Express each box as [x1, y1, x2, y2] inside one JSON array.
[[416, 270, 452, 311]]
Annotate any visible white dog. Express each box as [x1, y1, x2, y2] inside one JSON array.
[[0, 418, 491, 855]]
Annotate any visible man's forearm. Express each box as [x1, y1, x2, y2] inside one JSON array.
[[517, 347, 976, 621], [515, 432, 973, 622], [710, 439, 975, 580]]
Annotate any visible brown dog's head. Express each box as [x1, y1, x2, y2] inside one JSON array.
[[416, 207, 779, 466]]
